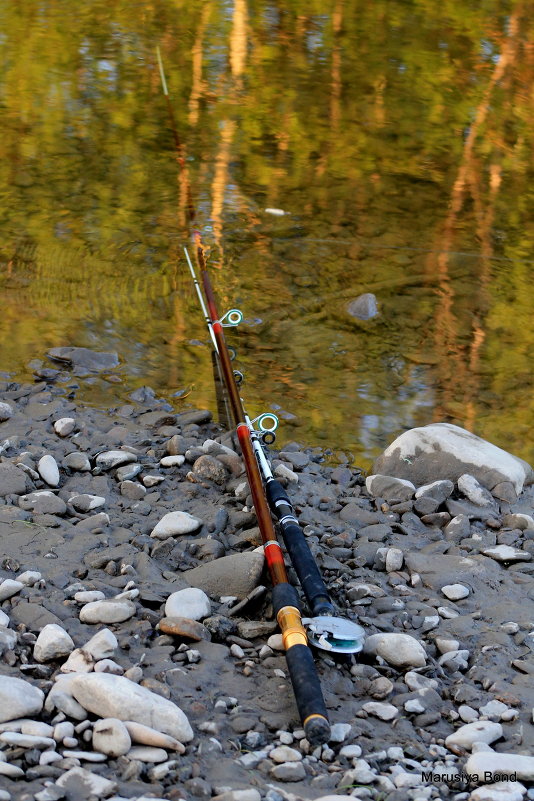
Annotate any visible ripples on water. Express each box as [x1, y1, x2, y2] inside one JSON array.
[[0, 1, 532, 467]]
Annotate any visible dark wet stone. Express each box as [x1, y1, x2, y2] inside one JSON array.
[[10, 600, 63, 630], [330, 466, 353, 484], [414, 496, 440, 515], [357, 523, 392, 542], [137, 410, 178, 428], [420, 512, 451, 527], [129, 386, 156, 403], [47, 346, 120, 374], [203, 615, 237, 640]]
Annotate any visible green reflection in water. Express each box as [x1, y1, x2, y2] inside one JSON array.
[[0, 0, 532, 468]]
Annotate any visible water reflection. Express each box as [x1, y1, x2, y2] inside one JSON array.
[[0, 0, 532, 468]]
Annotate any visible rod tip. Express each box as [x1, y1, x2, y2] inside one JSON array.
[[304, 715, 330, 746]]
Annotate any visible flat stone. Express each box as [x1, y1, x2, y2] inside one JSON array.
[[19, 491, 67, 515], [441, 583, 470, 600], [165, 588, 211, 621], [184, 552, 265, 599], [55, 765, 118, 796], [47, 346, 119, 373], [270, 761, 306, 781], [92, 718, 131, 757], [127, 745, 169, 762], [0, 676, 44, 722], [151, 510, 202, 539], [373, 423, 533, 494], [120, 480, 146, 499], [361, 702, 398, 720], [160, 455, 185, 467], [366, 474, 415, 501], [445, 720, 502, 751], [70, 673, 194, 742], [74, 590, 106, 603], [482, 545, 531, 563], [469, 781, 527, 801], [79, 599, 136, 624], [465, 752, 534, 782], [363, 633, 427, 668], [0, 463, 30, 496], [34, 623, 75, 662], [270, 745, 303, 763], [95, 449, 137, 470], [0, 731, 55, 749], [158, 616, 211, 641]]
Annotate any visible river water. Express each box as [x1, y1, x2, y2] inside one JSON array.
[[1, 1, 532, 468]]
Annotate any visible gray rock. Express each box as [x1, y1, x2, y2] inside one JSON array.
[[79, 599, 136, 624], [165, 588, 211, 621], [55, 765, 118, 796], [270, 761, 306, 781], [441, 583, 470, 600], [347, 293, 378, 320], [366, 474, 415, 501], [0, 579, 23, 601], [151, 510, 202, 539], [469, 783, 527, 801], [482, 545, 532, 563], [0, 676, 44, 722], [70, 673, 194, 742], [54, 417, 76, 437], [70, 493, 106, 512], [415, 479, 454, 504], [0, 463, 29, 496], [184, 552, 264, 599], [465, 752, 534, 782], [193, 455, 228, 484], [445, 720, 502, 751], [34, 623, 75, 662], [0, 402, 13, 422], [63, 452, 91, 472], [362, 702, 398, 720], [95, 450, 136, 470], [363, 633, 427, 667], [47, 346, 120, 373], [372, 423, 533, 493], [19, 491, 67, 515], [92, 718, 131, 757], [457, 474, 496, 507]]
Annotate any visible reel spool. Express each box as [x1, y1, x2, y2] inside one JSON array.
[[303, 616, 366, 655]]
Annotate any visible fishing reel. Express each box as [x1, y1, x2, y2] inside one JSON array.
[[249, 412, 279, 445], [303, 615, 366, 655]]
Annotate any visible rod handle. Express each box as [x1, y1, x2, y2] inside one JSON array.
[[285, 643, 331, 745]]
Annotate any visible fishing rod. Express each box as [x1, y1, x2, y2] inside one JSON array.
[[245, 419, 365, 654], [158, 44, 365, 741], [184, 247, 331, 745]]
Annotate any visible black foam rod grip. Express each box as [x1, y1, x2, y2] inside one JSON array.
[[285, 643, 330, 746], [280, 522, 334, 616]]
